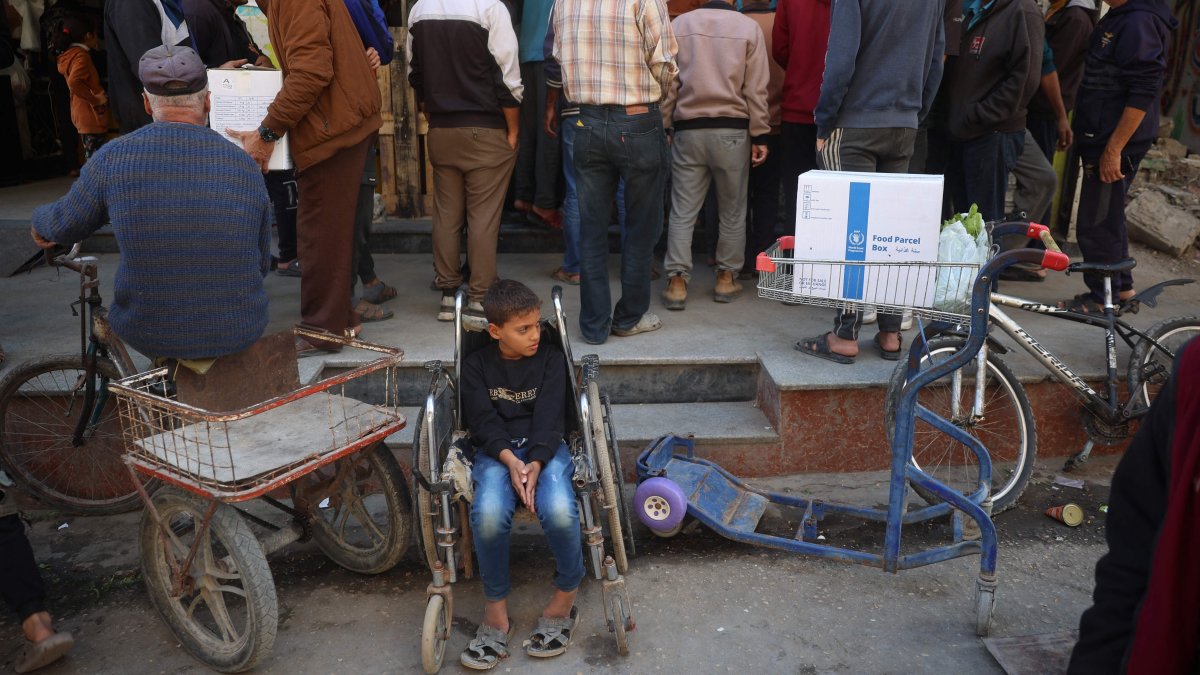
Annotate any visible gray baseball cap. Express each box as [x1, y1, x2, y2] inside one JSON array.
[[138, 45, 207, 96]]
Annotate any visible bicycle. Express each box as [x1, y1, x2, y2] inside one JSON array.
[[884, 223, 1198, 514], [0, 245, 152, 514]]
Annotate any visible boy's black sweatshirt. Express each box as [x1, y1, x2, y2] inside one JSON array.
[[461, 340, 565, 466], [941, 0, 1044, 141]]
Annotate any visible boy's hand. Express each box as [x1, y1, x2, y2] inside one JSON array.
[[500, 450, 531, 510], [522, 461, 542, 515]]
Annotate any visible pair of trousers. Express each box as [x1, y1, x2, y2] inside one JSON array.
[[780, 122, 818, 233], [470, 442, 585, 601], [1010, 128, 1056, 223], [816, 127, 916, 339], [296, 134, 373, 336], [947, 130, 1025, 223], [574, 104, 667, 343], [0, 514, 46, 621], [561, 118, 630, 275], [352, 139, 379, 288], [663, 128, 751, 278], [745, 133, 782, 270], [1076, 151, 1144, 299], [514, 61, 561, 210], [429, 127, 518, 302], [264, 170, 299, 263]]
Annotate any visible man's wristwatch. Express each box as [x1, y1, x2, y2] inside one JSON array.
[[257, 125, 280, 143]]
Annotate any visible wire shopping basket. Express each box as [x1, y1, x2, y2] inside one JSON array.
[[109, 328, 405, 501], [755, 235, 991, 323]]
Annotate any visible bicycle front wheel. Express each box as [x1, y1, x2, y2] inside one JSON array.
[[1128, 316, 1200, 412], [0, 354, 152, 514], [884, 338, 1036, 514]]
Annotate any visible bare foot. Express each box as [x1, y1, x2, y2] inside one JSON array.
[[543, 588, 578, 619], [875, 331, 901, 352], [825, 332, 859, 358], [22, 612, 54, 644], [482, 599, 509, 633]]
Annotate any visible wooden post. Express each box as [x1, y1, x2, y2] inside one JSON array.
[[377, 25, 427, 218]]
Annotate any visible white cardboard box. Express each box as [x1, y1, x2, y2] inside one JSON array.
[[792, 170, 943, 308], [208, 67, 292, 171]]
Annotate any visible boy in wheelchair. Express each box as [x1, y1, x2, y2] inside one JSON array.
[[458, 280, 585, 669]]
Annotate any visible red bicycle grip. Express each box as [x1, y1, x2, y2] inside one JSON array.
[[1041, 250, 1070, 272], [1025, 222, 1048, 239]]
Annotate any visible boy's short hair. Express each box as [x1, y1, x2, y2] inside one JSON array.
[[482, 279, 541, 326]]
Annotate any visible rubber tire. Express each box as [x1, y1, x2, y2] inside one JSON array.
[[139, 487, 277, 672], [634, 477, 687, 531], [610, 593, 630, 657], [1128, 316, 1200, 411], [421, 594, 449, 674], [650, 519, 684, 539], [588, 381, 627, 573], [309, 444, 412, 575], [975, 586, 995, 637], [883, 338, 1036, 514], [0, 354, 154, 514], [411, 409, 440, 571]]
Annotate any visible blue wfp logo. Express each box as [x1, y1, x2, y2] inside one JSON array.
[[846, 229, 866, 255]]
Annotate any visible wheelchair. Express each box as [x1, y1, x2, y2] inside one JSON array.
[[410, 287, 637, 673]]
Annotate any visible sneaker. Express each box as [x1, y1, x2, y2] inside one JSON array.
[[463, 301, 488, 332], [713, 270, 743, 303], [437, 290, 455, 322], [611, 312, 662, 337], [662, 275, 687, 310], [900, 309, 913, 331], [861, 308, 878, 324]]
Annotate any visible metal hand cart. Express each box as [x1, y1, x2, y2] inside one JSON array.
[[634, 222, 1068, 636], [108, 328, 411, 672]]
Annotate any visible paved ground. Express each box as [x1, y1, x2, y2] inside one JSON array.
[[0, 456, 1117, 675]]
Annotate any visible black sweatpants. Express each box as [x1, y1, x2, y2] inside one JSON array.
[[1076, 151, 1144, 300], [0, 513, 47, 621]]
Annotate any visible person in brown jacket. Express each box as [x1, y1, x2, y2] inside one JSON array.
[[52, 17, 107, 163], [231, 0, 382, 351]]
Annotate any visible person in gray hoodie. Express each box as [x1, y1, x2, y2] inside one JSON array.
[[796, 0, 945, 365]]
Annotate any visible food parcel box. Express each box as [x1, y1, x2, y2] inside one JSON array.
[[208, 67, 292, 171], [792, 171, 943, 308]]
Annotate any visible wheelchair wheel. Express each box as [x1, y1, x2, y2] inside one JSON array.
[[588, 381, 627, 573], [305, 443, 412, 575], [412, 410, 440, 570], [421, 593, 450, 674]]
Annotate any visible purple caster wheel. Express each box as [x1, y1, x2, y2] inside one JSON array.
[[634, 477, 686, 535]]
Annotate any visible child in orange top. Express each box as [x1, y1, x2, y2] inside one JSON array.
[[53, 17, 108, 163]]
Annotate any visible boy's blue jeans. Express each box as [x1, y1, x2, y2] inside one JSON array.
[[470, 441, 585, 601]]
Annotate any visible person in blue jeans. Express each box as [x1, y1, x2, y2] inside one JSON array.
[[459, 280, 585, 669]]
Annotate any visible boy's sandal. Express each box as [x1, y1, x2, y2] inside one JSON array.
[[460, 622, 514, 670], [361, 280, 398, 304], [1057, 293, 1109, 315], [526, 606, 579, 658], [794, 334, 855, 365]]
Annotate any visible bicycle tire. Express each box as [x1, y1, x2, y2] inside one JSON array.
[[411, 409, 440, 571], [883, 338, 1036, 514], [587, 380, 627, 573], [139, 487, 277, 672], [0, 353, 154, 514], [1128, 316, 1200, 412], [306, 443, 412, 575]]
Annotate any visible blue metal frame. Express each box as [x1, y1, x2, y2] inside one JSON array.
[[637, 226, 1057, 583]]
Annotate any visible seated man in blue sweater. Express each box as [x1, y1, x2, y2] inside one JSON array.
[[459, 279, 584, 669], [31, 45, 272, 362]]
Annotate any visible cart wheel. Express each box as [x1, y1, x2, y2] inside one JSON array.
[[306, 443, 413, 574], [139, 488, 277, 672], [650, 519, 684, 539], [588, 380, 627, 573], [609, 592, 631, 657], [421, 594, 451, 674], [634, 477, 686, 532], [974, 584, 996, 637]]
